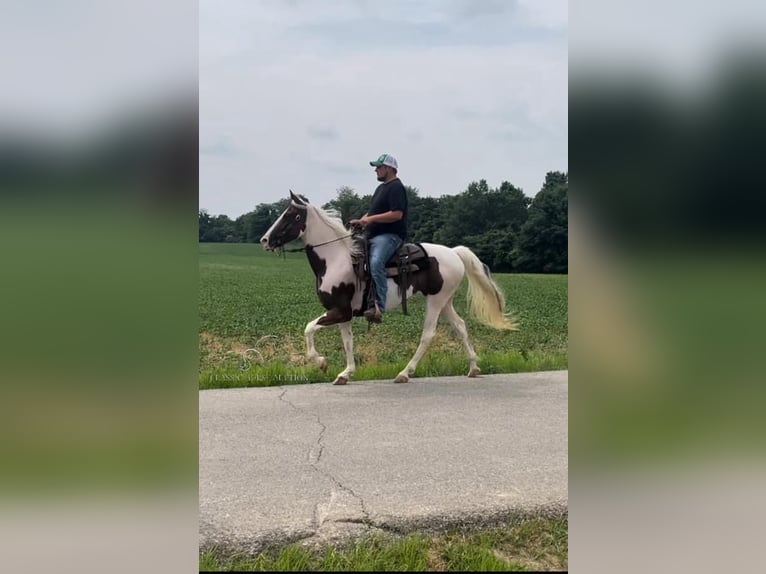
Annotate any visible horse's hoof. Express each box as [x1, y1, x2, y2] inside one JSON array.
[[468, 367, 481, 378], [333, 376, 348, 386], [319, 357, 328, 373], [394, 374, 410, 384]]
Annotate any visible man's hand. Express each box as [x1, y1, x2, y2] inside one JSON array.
[[351, 215, 374, 227]]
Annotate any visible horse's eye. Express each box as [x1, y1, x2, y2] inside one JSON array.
[[295, 214, 302, 221]]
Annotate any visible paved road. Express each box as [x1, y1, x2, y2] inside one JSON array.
[[199, 371, 568, 554]]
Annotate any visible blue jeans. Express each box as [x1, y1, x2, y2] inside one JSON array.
[[369, 233, 403, 312]]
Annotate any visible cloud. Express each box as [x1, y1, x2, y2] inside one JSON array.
[[200, 0, 568, 216], [199, 140, 239, 157], [452, 0, 519, 20], [306, 126, 340, 141]]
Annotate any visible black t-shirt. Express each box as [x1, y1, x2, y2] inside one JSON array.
[[367, 178, 408, 239]]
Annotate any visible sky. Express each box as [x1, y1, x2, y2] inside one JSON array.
[[200, 0, 568, 217]]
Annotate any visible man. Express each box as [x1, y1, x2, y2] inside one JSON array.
[[350, 153, 408, 323]]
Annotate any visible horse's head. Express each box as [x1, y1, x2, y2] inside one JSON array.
[[260, 190, 309, 251]]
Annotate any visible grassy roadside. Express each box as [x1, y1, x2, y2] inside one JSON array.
[[199, 349, 567, 389], [200, 516, 567, 572]]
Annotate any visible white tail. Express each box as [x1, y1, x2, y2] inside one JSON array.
[[453, 246, 517, 330]]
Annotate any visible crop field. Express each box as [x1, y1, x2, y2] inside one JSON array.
[[199, 243, 567, 388]]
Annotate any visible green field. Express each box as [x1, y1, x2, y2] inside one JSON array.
[[199, 243, 567, 388]]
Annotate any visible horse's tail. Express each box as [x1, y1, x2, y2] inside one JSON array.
[[452, 246, 517, 330]]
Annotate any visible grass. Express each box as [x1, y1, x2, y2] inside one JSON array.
[[199, 516, 567, 572], [199, 243, 567, 388]]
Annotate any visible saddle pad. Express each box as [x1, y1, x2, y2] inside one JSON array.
[[385, 242, 429, 268]]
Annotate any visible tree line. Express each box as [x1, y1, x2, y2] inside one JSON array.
[[199, 171, 567, 273]]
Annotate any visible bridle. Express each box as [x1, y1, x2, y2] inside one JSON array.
[[272, 202, 355, 254]]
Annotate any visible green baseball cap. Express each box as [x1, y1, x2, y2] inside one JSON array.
[[369, 153, 398, 169]]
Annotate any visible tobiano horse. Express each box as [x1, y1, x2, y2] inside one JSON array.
[[260, 190, 517, 385]]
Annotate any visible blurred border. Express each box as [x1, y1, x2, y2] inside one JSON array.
[[571, 1, 766, 572], [0, 2, 198, 573]]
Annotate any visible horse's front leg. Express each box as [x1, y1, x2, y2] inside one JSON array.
[[304, 308, 352, 379], [333, 321, 355, 385], [304, 313, 329, 373]]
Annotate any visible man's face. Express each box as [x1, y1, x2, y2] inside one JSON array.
[[375, 165, 389, 182]]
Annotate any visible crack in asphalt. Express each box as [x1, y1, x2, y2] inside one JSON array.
[[278, 387, 371, 529], [277, 388, 326, 464]]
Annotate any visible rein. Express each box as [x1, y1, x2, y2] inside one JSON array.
[[280, 233, 354, 254]]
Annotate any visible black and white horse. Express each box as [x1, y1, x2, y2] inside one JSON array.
[[261, 191, 516, 385]]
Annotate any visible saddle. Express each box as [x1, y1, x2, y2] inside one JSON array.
[[351, 232, 431, 315]]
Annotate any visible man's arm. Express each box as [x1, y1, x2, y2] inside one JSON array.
[[361, 211, 403, 224], [350, 211, 402, 226]]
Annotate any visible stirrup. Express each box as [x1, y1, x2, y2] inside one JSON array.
[[363, 302, 382, 323]]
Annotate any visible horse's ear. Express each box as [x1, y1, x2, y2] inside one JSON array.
[[289, 190, 306, 205]]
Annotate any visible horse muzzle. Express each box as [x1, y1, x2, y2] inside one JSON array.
[[261, 234, 286, 251], [260, 236, 275, 251]]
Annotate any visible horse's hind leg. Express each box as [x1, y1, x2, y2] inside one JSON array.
[[333, 321, 355, 385], [442, 301, 480, 377], [394, 296, 445, 384], [304, 314, 329, 372]]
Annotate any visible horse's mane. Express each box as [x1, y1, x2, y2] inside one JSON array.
[[307, 204, 363, 257], [310, 204, 346, 235]]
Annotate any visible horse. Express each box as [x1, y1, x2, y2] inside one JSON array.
[[260, 190, 516, 385]]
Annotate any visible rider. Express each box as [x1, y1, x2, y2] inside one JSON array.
[[350, 153, 408, 323]]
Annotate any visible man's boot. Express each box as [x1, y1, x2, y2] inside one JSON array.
[[363, 301, 382, 323]]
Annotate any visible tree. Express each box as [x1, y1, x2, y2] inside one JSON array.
[[432, 188, 473, 246], [322, 186, 363, 225], [199, 209, 211, 242], [493, 181, 531, 233], [198, 210, 234, 242], [198, 171, 569, 275], [406, 188, 443, 244], [431, 179, 529, 263], [512, 172, 568, 273], [430, 195, 455, 246], [213, 214, 236, 242]]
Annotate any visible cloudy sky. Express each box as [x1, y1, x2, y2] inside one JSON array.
[[200, 0, 568, 217]]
